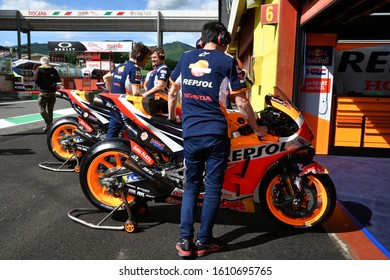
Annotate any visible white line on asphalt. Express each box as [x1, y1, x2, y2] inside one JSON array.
[[0, 108, 76, 129]]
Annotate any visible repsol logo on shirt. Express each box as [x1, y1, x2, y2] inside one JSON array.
[[230, 142, 287, 162], [183, 79, 213, 88]]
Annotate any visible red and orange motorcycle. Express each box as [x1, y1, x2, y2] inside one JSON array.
[[74, 87, 336, 232], [46, 83, 171, 170], [46, 84, 110, 165]]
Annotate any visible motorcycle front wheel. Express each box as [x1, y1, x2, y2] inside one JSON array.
[[79, 139, 136, 212], [259, 168, 336, 229], [47, 118, 83, 162]]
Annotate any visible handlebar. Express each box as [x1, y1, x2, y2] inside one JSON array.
[[56, 82, 64, 89], [96, 82, 109, 92], [55, 82, 66, 99]]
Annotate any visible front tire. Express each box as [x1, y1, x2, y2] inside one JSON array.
[[259, 167, 336, 229]]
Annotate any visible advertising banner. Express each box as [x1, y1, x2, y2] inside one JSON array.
[[299, 44, 335, 154], [300, 46, 334, 122], [335, 43, 390, 96], [21, 10, 156, 17], [48, 41, 133, 53]]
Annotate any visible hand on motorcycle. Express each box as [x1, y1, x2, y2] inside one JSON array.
[[168, 115, 181, 124], [255, 126, 279, 143], [254, 125, 268, 137]]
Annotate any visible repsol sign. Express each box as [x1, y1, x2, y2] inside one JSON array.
[[230, 142, 287, 162], [336, 48, 390, 93], [338, 51, 390, 73]]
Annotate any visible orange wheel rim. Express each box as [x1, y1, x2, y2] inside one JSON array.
[[51, 124, 83, 159], [87, 150, 135, 208], [266, 175, 328, 227]]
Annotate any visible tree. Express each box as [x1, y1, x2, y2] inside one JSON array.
[[65, 52, 77, 64], [112, 52, 129, 64]]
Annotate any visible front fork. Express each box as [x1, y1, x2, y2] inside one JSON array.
[[278, 151, 329, 197], [279, 157, 296, 196]]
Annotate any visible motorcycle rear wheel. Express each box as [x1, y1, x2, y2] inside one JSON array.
[[79, 140, 136, 212], [47, 119, 83, 162], [259, 168, 336, 229]]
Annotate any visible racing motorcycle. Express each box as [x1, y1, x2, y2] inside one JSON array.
[[76, 87, 336, 232], [46, 83, 111, 168], [46, 83, 171, 169]]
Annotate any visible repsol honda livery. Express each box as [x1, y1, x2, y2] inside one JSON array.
[[47, 84, 110, 164], [77, 87, 336, 232], [47, 82, 171, 166]]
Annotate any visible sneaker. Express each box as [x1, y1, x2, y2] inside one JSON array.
[[176, 238, 193, 257], [43, 126, 49, 133], [195, 237, 225, 257]]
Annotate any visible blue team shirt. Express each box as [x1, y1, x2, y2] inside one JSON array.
[[146, 64, 171, 92], [170, 49, 247, 138], [111, 60, 142, 94]]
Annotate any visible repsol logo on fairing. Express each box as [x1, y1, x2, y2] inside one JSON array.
[[230, 142, 287, 162]]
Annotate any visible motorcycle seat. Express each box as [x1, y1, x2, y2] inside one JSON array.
[[150, 114, 182, 132], [85, 91, 95, 103], [142, 96, 158, 116], [91, 95, 107, 109]]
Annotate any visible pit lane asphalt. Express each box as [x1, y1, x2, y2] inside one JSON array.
[[0, 98, 384, 260]]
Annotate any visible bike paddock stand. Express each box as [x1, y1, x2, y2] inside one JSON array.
[[68, 205, 126, 232], [39, 149, 80, 172], [68, 192, 139, 233]]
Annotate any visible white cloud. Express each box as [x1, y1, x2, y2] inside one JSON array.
[[56, 32, 75, 41], [3, 40, 14, 47], [145, 0, 218, 10], [0, 0, 65, 10]]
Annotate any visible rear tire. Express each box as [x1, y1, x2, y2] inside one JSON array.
[[259, 167, 336, 229], [47, 118, 83, 162], [79, 139, 136, 212]]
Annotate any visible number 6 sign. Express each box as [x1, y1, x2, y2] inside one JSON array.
[[261, 4, 279, 24]]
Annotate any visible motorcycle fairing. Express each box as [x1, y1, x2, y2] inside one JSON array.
[[219, 90, 316, 211], [298, 162, 329, 177], [58, 89, 110, 125], [130, 140, 156, 166], [101, 93, 184, 154], [78, 117, 94, 133], [80, 106, 110, 125]]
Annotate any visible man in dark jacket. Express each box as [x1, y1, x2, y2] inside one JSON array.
[[33, 56, 61, 132]]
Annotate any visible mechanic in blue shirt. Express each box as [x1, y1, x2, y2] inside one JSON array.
[[168, 21, 267, 258], [142, 47, 171, 114], [105, 42, 152, 139], [143, 47, 171, 98]]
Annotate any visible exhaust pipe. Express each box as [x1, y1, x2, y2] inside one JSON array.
[[123, 158, 176, 196]]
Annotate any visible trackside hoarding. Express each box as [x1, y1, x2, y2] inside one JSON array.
[[48, 41, 133, 53]]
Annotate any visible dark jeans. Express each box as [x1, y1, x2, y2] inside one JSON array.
[[179, 135, 231, 243], [38, 93, 56, 126], [106, 110, 122, 139]]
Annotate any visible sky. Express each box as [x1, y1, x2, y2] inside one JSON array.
[[0, 0, 218, 48]]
